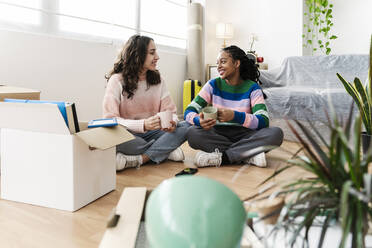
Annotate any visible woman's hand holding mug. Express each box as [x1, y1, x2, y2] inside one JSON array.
[[144, 115, 161, 131]]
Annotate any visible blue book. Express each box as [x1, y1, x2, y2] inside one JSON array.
[[88, 118, 118, 128], [4, 98, 68, 127]]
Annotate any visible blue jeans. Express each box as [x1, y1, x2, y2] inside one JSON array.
[[116, 121, 190, 163]]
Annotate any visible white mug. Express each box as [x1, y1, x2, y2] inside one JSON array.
[[202, 106, 218, 120], [157, 111, 172, 128]]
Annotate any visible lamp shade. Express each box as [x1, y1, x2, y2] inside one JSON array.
[[216, 23, 234, 39]]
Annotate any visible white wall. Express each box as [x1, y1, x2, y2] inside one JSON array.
[[0, 30, 187, 121], [205, 0, 303, 69], [331, 0, 372, 55], [205, 0, 371, 70]]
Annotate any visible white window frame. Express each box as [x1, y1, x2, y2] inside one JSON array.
[[0, 0, 187, 52]]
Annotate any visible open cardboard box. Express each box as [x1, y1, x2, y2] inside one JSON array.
[[0, 85, 40, 154], [0, 85, 40, 101], [0, 102, 134, 211], [99, 187, 262, 248]]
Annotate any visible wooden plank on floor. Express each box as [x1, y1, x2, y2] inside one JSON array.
[[99, 187, 147, 248]]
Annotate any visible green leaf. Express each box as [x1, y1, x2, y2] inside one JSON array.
[[257, 164, 294, 187], [369, 34, 372, 98], [354, 77, 371, 134], [318, 213, 332, 248], [340, 181, 352, 229], [326, 48, 331, 54], [352, 116, 362, 186], [326, 8, 332, 18], [306, 118, 329, 148], [339, 212, 352, 248], [294, 120, 331, 172], [337, 73, 371, 135]]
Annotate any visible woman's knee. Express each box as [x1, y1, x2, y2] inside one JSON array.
[[186, 126, 202, 148], [270, 127, 284, 146], [116, 137, 149, 155], [175, 121, 191, 134]]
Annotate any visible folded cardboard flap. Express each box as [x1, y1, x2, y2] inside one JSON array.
[[0, 102, 70, 134], [0, 85, 40, 101], [76, 125, 134, 150]]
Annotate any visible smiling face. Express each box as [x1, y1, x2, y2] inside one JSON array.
[[216, 51, 240, 80], [142, 40, 159, 73]]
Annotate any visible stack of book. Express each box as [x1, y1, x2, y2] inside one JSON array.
[[4, 99, 80, 134]]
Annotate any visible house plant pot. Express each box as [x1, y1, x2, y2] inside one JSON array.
[[362, 132, 371, 155], [260, 110, 372, 248], [337, 34, 372, 155]]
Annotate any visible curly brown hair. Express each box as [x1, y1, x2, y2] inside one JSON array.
[[105, 35, 161, 99]]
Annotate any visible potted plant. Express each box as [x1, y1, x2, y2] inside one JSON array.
[[259, 108, 372, 247], [337, 35, 372, 153], [303, 0, 337, 55]]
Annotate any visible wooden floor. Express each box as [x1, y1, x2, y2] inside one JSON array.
[[0, 141, 307, 248]]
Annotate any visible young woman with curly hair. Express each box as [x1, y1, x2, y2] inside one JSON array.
[[184, 45, 283, 168], [103, 35, 189, 171]]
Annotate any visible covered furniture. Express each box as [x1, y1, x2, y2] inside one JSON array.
[[260, 55, 369, 141]]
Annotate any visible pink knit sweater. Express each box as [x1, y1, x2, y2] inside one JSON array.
[[103, 73, 178, 133]]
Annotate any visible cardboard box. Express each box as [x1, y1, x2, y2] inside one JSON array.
[[99, 188, 260, 248], [0, 102, 134, 211], [0, 85, 40, 101]]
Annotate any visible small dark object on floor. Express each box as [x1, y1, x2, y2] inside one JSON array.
[[175, 168, 198, 177], [107, 208, 120, 228]]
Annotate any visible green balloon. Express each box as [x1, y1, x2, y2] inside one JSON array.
[[145, 176, 246, 248]]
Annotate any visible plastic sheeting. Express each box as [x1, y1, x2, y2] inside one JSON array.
[[260, 54, 369, 141]]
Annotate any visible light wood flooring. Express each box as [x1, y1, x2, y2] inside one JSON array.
[[0, 141, 307, 248]]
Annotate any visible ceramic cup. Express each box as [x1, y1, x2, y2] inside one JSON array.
[[157, 111, 172, 128], [202, 106, 218, 120]]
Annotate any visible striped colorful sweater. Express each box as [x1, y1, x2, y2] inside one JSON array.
[[184, 77, 269, 130]]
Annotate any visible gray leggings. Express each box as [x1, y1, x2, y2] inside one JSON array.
[[116, 121, 190, 163], [186, 125, 283, 164]]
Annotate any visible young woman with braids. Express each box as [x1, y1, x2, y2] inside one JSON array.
[[184, 45, 283, 167], [103, 35, 189, 171]]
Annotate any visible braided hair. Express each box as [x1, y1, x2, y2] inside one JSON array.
[[105, 35, 161, 99], [221, 45, 260, 83]]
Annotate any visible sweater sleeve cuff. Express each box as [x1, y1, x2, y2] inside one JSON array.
[[193, 116, 201, 126], [233, 111, 245, 124], [117, 118, 145, 133], [172, 114, 179, 124]]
